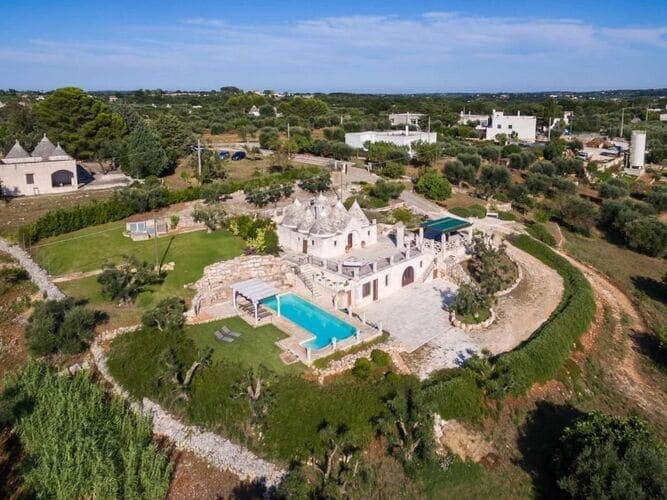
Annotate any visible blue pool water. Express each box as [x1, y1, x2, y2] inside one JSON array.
[[262, 293, 357, 350]]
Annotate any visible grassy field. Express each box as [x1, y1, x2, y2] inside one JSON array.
[[35, 223, 246, 328], [186, 317, 303, 375], [563, 229, 667, 332], [31, 222, 245, 276], [0, 189, 115, 238]]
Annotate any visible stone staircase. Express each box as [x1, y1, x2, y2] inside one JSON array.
[[293, 263, 323, 300]]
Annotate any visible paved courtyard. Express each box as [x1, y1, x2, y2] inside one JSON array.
[[360, 278, 465, 352]]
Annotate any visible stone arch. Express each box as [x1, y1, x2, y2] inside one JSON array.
[[51, 169, 74, 187], [402, 266, 414, 287]]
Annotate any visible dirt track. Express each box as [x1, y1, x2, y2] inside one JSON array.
[[560, 249, 667, 422]]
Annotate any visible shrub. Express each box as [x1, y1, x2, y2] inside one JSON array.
[[370, 349, 391, 367], [497, 211, 516, 221], [526, 222, 556, 246], [555, 412, 667, 499], [491, 235, 595, 394], [414, 171, 452, 201], [370, 179, 404, 202], [352, 357, 372, 379], [25, 298, 97, 356]]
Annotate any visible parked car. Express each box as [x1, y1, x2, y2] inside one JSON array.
[[231, 151, 246, 161], [218, 150, 230, 159]]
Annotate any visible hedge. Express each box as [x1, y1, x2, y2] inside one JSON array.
[[422, 371, 485, 422], [493, 235, 595, 394], [450, 204, 487, 219], [18, 185, 201, 245], [526, 222, 557, 246]]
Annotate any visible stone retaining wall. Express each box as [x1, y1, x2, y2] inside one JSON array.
[[450, 308, 497, 331], [192, 255, 295, 307], [0, 238, 64, 300]]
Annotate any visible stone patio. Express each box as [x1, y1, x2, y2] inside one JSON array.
[[359, 278, 464, 353]]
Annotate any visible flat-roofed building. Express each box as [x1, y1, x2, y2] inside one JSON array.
[[485, 110, 536, 142], [345, 128, 436, 151]]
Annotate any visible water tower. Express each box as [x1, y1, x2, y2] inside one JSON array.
[[625, 130, 646, 176]]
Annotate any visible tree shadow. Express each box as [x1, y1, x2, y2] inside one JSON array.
[[631, 275, 667, 305], [230, 477, 268, 499], [516, 401, 586, 499], [159, 236, 176, 269], [629, 330, 667, 367]]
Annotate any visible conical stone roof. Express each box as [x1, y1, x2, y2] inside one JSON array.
[[4, 140, 30, 159], [31, 134, 56, 159]]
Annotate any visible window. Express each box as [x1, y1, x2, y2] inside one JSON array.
[[508, 124, 513, 129], [334, 240, 337, 246], [497, 124, 502, 129], [25, 173, 34, 184], [385, 275, 389, 286], [420, 260, 423, 268], [362, 282, 371, 297]]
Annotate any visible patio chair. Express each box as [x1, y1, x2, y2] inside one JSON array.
[[222, 325, 241, 338]]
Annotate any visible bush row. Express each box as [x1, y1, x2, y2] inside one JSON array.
[[492, 235, 595, 394], [525, 222, 557, 246]]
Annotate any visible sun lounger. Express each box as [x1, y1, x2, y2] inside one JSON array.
[[214, 330, 235, 343], [221, 325, 241, 337]]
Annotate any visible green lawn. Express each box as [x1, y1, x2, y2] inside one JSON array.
[[40, 223, 246, 328], [31, 221, 246, 277], [186, 317, 304, 375]]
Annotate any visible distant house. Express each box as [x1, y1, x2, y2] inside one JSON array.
[[660, 113, 667, 122], [248, 105, 260, 117], [485, 110, 537, 142], [108, 95, 118, 103], [388, 112, 423, 127], [0, 101, 5, 109], [458, 111, 490, 125], [345, 128, 436, 151], [0, 135, 79, 196]]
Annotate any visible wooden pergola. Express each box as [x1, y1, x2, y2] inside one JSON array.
[[230, 278, 280, 325]]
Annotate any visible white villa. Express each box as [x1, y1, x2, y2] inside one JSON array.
[[0, 135, 79, 196], [278, 195, 473, 310]]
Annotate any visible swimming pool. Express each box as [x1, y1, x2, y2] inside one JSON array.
[[262, 293, 357, 350]]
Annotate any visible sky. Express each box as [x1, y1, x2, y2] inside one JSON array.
[[1, 0, 666, 93]]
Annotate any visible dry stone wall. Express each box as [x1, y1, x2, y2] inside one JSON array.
[[193, 255, 295, 307]]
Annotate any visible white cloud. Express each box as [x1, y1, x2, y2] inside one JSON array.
[[1, 11, 666, 91]]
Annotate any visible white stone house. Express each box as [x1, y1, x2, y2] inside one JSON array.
[[485, 110, 537, 142], [0, 135, 79, 196], [248, 105, 260, 117], [280, 195, 474, 311], [278, 195, 378, 259]]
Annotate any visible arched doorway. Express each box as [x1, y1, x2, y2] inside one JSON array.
[[401, 266, 414, 287], [51, 170, 74, 187]]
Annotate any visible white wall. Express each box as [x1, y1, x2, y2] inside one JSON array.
[[352, 254, 433, 308], [0, 158, 78, 196], [345, 131, 437, 150], [278, 224, 378, 259], [485, 111, 536, 142]]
